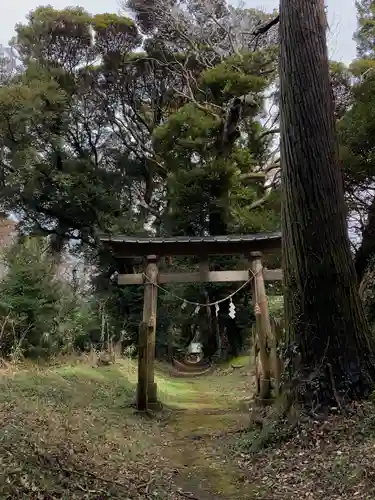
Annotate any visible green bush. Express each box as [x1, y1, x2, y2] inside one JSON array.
[[0, 237, 97, 359], [268, 295, 283, 319]]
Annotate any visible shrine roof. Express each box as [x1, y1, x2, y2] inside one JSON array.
[[99, 232, 281, 257]]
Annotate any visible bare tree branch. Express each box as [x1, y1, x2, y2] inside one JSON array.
[[252, 15, 279, 37]]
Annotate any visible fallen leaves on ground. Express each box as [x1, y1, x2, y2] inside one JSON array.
[[1, 359, 375, 499], [233, 402, 375, 499]]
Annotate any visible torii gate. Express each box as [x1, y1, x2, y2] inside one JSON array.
[[100, 232, 282, 410]]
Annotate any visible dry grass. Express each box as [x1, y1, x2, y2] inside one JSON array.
[[0, 355, 253, 499], [0, 355, 375, 499]]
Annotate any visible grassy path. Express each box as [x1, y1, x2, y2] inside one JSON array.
[[0, 356, 255, 499], [1, 356, 375, 499], [151, 358, 256, 498]]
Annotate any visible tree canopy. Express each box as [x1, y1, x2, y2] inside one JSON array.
[[0, 3, 280, 252], [0, 2, 284, 359]]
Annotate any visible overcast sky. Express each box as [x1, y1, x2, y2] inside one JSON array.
[[1, 0, 357, 63]]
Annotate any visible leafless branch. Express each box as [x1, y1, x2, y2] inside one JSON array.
[[257, 128, 280, 141], [252, 15, 280, 37]]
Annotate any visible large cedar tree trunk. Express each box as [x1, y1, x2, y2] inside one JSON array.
[[279, 0, 375, 408]]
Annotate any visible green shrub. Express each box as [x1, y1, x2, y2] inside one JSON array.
[[268, 295, 283, 319], [0, 237, 97, 359]]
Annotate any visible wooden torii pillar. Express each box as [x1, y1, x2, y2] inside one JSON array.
[[250, 252, 280, 402], [137, 255, 158, 410]]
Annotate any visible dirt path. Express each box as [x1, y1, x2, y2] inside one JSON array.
[[144, 364, 375, 500], [144, 362, 256, 499], [154, 408, 253, 499]]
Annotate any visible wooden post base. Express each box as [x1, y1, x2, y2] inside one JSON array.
[[136, 382, 158, 411], [147, 382, 157, 404], [136, 321, 148, 411]]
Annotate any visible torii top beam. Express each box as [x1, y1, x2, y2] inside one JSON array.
[[99, 232, 282, 258]]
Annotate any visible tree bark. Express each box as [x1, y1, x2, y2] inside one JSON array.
[[279, 0, 375, 409]]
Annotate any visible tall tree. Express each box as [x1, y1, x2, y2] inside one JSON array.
[[0, 3, 282, 360], [0, 7, 143, 249], [122, 0, 282, 359], [338, 1, 375, 281], [279, 0, 375, 408], [354, 0, 375, 58]]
